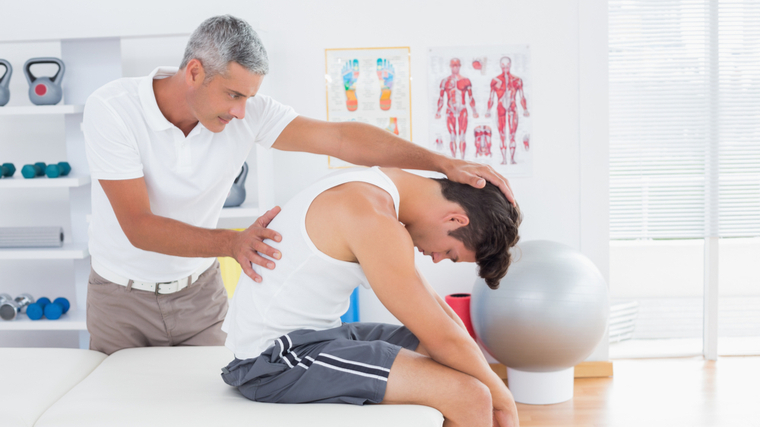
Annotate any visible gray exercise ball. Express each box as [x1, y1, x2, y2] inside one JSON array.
[[471, 240, 609, 373]]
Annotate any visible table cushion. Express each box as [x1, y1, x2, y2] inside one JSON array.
[[0, 348, 107, 427], [36, 346, 443, 427]]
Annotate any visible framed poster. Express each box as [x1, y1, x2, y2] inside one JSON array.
[[325, 47, 412, 168], [428, 45, 532, 176]]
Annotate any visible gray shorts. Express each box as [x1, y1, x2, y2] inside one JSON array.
[[221, 323, 419, 405]]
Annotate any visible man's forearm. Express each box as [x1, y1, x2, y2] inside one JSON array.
[[337, 122, 451, 173], [427, 331, 509, 398], [125, 213, 237, 259]]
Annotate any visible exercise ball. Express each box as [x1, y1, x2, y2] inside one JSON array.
[[471, 240, 609, 404]]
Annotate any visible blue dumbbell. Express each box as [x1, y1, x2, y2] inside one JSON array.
[[1, 163, 15, 177], [21, 163, 45, 179], [45, 162, 71, 178], [26, 297, 50, 321], [43, 297, 70, 320]]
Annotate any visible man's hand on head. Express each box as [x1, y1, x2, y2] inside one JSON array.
[[231, 206, 283, 283], [441, 158, 516, 205]]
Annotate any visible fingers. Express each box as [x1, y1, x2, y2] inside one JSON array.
[[448, 160, 516, 205], [479, 166, 516, 205], [493, 409, 518, 427], [237, 256, 262, 283], [236, 248, 277, 284], [253, 206, 282, 236]]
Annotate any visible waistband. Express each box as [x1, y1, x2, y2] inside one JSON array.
[[91, 257, 216, 295]]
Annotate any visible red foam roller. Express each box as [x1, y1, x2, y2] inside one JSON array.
[[445, 293, 475, 338]]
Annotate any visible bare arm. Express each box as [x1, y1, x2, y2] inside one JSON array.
[[346, 213, 517, 424], [98, 178, 281, 282], [272, 116, 516, 205]]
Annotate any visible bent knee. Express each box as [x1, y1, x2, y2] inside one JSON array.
[[454, 374, 492, 409]]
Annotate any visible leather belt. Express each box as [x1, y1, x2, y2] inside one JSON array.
[[91, 258, 215, 295]]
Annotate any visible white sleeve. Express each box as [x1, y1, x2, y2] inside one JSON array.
[[82, 95, 144, 180], [246, 95, 298, 149]]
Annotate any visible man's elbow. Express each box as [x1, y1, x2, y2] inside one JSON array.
[[118, 214, 152, 250]]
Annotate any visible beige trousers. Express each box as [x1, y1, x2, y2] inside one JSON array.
[[86, 260, 228, 355]]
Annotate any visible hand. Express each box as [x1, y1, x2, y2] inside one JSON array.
[[435, 112, 441, 119], [494, 408, 519, 427], [231, 207, 283, 283], [492, 387, 519, 427], [485, 112, 491, 118], [441, 159, 516, 205], [473, 112, 479, 119], [524, 111, 530, 117]]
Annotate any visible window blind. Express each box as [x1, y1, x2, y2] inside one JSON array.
[[609, 0, 760, 239]]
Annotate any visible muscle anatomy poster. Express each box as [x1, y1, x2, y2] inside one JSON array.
[[428, 46, 532, 176], [325, 47, 412, 168]]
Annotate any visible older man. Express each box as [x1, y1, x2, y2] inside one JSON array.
[[82, 15, 515, 355]]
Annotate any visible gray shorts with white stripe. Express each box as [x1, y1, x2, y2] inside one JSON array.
[[221, 323, 420, 405]]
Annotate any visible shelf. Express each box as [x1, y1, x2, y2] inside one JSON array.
[[0, 105, 84, 115], [219, 202, 262, 219], [0, 309, 86, 331], [0, 174, 91, 188], [0, 242, 89, 260]]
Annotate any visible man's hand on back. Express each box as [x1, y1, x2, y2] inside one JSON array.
[[231, 206, 283, 282]]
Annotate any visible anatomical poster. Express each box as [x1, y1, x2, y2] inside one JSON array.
[[428, 45, 532, 177], [325, 47, 412, 168]]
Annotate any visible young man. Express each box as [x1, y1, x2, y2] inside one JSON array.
[[221, 167, 522, 427], [83, 15, 516, 355]]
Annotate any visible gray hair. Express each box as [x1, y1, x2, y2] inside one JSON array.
[[180, 15, 269, 80]]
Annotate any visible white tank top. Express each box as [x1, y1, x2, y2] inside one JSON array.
[[222, 167, 400, 359]]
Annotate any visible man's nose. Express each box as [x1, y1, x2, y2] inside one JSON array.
[[432, 253, 442, 263], [230, 101, 246, 120]]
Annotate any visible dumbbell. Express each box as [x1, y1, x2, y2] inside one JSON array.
[[27, 296, 69, 320], [45, 162, 71, 178], [21, 162, 46, 179], [0, 293, 35, 321], [1, 163, 15, 177]]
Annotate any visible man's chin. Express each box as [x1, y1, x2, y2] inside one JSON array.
[[203, 119, 227, 133]]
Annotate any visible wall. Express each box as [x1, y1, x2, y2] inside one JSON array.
[[1, 0, 609, 359]]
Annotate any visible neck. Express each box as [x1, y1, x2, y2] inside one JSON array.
[[382, 168, 448, 227], [153, 71, 199, 135]]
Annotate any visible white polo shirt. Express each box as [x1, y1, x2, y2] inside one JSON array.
[[83, 66, 298, 282]]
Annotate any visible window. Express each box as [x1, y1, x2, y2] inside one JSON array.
[[609, 0, 760, 358]]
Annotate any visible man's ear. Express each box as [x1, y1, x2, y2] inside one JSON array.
[[184, 59, 206, 87], [447, 213, 470, 227]]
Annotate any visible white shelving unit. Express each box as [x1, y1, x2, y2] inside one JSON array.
[[0, 105, 84, 115], [0, 243, 89, 260], [0, 309, 87, 331], [0, 35, 275, 348], [0, 173, 90, 188]]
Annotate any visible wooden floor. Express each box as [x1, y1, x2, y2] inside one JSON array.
[[515, 356, 759, 427]]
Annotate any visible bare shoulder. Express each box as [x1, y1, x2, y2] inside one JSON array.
[[306, 180, 401, 262]]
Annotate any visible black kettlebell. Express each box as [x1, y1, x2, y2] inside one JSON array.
[[224, 162, 249, 208], [0, 59, 11, 107], [24, 57, 65, 106]]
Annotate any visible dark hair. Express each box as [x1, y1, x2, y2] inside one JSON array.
[[434, 179, 522, 289]]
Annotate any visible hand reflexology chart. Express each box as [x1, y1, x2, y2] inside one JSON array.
[[325, 47, 412, 168], [428, 45, 532, 177]]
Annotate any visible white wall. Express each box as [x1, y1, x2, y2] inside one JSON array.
[[1, 0, 609, 359]]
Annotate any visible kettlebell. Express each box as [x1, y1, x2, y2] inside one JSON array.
[[224, 162, 249, 208], [0, 59, 11, 107], [24, 57, 65, 106]]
